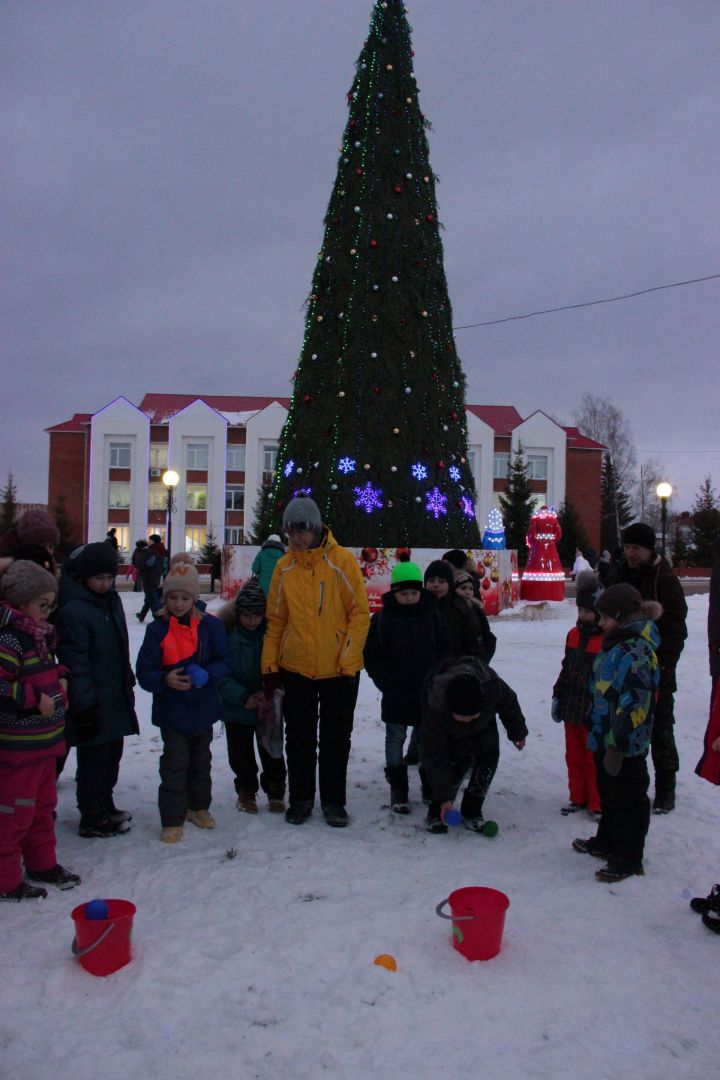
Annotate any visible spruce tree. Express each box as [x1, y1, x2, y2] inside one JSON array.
[[689, 476, 720, 566], [498, 445, 535, 565], [0, 473, 18, 536], [556, 498, 589, 567], [264, 0, 479, 548], [200, 528, 219, 565], [249, 484, 273, 544], [600, 455, 632, 552]]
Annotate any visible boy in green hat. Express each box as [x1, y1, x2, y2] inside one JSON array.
[[364, 561, 453, 813]]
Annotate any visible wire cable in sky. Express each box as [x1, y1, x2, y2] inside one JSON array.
[[453, 272, 720, 330]]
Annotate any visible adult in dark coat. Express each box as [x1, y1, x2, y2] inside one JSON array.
[[606, 522, 688, 812], [57, 543, 139, 836], [421, 655, 527, 832], [136, 535, 165, 622]]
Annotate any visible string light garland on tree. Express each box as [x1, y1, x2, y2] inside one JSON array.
[[482, 507, 506, 550], [263, 0, 479, 546]]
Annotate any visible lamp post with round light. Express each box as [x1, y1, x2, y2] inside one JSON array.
[[656, 481, 672, 561], [162, 470, 179, 559]]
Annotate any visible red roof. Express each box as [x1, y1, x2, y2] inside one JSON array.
[[563, 426, 606, 451], [46, 412, 92, 434], [466, 405, 523, 436], [138, 394, 291, 425]]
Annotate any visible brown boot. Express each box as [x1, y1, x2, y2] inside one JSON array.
[[267, 795, 286, 813], [236, 790, 258, 814], [186, 809, 216, 829]]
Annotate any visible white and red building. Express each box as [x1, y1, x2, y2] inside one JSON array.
[[47, 394, 604, 555]]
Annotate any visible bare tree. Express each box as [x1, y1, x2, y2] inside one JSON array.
[[637, 457, 666, 528], [575, 394, 638, 544]]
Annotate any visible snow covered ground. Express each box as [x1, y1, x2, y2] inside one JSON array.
[[2, 590, 718, 1080]]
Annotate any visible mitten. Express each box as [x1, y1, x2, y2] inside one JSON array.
[[185, 663, 209, 688], [603, 746, 624, 777], [551, 698, 563, 723], [262, 673, 281, 699], [75, 707, 100, 744]]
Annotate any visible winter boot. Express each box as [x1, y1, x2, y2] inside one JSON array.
[[104, 797, 132, 823], [160, 826, 183, 843], [322, 804, 349, 828], [595, 861, 644, 882], [701, 911, 720, 934], [653, 775, 676, 815], [236, 789, 258, 814], [285, 801, 313, 825], [560, 802, 587, 816], [425, 802, 448, 834], [79, 810, 131, 838], [26, 864, 81, 891], [0, 881, 48, 901], [690, 883, 720, 914], [186, 809, 216, 829], [572, 836, 609, 859], [460, 790, 485, 832], [385, 765, 410, 815], [265, 782, 286, 813]]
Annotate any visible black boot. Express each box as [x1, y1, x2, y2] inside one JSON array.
[[385, 765, 410, 814], [653, 773, 676, 814]]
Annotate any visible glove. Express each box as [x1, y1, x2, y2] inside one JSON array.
[[185, 663, 209, 688], [551, 698, 563, 723], [262, 673, 281, 699], [603, 746, 624, 777], [75, 707, 100, 744]]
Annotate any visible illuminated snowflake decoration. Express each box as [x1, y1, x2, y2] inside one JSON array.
[[411, 462, 428, 481], [353, 482, 384, 514], [338, 457, 356, 474], [426, 487, 448, 519], [293, 487, 312, 498], [460, 495, 475, 519], [284, 459, 295, 477], [448, 465, 461, 482]]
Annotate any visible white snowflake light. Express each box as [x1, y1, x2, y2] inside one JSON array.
[[338, 457, 356, 474]]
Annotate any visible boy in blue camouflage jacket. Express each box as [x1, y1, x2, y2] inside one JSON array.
[[572, 584, 661, 882]]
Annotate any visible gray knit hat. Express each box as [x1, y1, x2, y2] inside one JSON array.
[[282, 497, 322, 533], [2, 560, 58, 608], [235, 579, 267, 615]]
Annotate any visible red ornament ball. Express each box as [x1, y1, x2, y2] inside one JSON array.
[[370, 239, 378, 248], [356, 167, 362, 175], [450, 411, 458, 421], [437, 461, 446, 470], [482, 578, 491, 590], [303, 394, 312, 403], [394, 185, 402, 194], [373, 386, 381, 395]]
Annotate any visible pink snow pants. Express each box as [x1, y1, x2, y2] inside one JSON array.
[[0, 757, 58, 892]]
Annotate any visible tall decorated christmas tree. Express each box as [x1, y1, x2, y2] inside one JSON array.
[[265, 0, 480, 548]]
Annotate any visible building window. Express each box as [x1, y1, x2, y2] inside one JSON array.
[[186, 485, 207, 511], [109, 442, 131, 468], [262, 443, 278, 486], [225, 485, 245, 511], [185, 527, 206, 554], [108, 481, 130, 509], [149, 443, 168, 471], [146, 525, 167, 545], [106, 525, 130, 553], [527, 455, 548, 480], [225, 527, 244, 545], [148, 484, 167, 511], [186, 443, 209, 470], [227, 446, 246, 471], [493, 453, 511, 479]]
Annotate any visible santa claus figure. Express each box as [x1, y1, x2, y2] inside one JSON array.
[[521, 505, 565, 601]]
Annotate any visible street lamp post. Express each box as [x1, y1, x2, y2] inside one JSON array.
[[162, 470, 179, 559], [656, 481, 672, 561]]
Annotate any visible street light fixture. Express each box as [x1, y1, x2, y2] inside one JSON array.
[[656, 481, 672, 561], [162, 469, 179, 558]]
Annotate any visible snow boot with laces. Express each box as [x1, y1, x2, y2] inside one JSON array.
[[385, 765, 410, 815]]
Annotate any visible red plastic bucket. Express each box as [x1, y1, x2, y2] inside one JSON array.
[[436, 887, 509, 961], [71, 899, 136, 976]]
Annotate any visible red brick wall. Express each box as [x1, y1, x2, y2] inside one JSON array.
[[565, 448, 602, 550], [48, 432, 87, 543]]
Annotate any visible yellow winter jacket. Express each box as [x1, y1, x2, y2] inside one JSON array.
[[261, 528, 370, 679]]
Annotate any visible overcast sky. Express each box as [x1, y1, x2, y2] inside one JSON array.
[[3, 0, 719, 508]]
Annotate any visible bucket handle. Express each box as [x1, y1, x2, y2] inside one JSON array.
[[72, 921, 116, 958], [435, 898, 474, 921]]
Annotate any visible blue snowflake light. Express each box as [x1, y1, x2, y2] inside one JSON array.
[[449, 465, 461, 482], [338, 457, 356, 474], [284, 459, 295, 477], [411, 462, 428, 481], [426, 487, 448, 519], [460, 495, 475, 518], [293, 487, 312, 498], [353, 482, 384, 514]]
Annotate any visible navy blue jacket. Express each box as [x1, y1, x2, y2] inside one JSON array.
[[136, 613, 231, 734]]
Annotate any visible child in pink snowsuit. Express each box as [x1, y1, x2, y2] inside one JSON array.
[[0, 561, 80, 900]]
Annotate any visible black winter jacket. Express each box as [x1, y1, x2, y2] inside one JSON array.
[[364, 590, 453, 725], [434, 592, 496, 662], [552, 621, 603, 726], [421, 656, 528, 803]]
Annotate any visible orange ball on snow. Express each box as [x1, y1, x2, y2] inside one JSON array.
[[373, 953, 397, 971]]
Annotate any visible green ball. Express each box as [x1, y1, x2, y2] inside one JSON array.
[[482, 819, 499, 838]]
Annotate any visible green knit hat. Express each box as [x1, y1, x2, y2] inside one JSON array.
[[390, 560, 424, 592]]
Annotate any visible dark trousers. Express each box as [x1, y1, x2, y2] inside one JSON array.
[[281, 670, 359, 808], [225, 723, 286, 797], [594, 751, 650, 870], [139, 582, 162, 620], [76, 737, 124, 818], [651, 689, 679, 783], [427, 748, 500, 820], [159, 728, 213, 827]]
